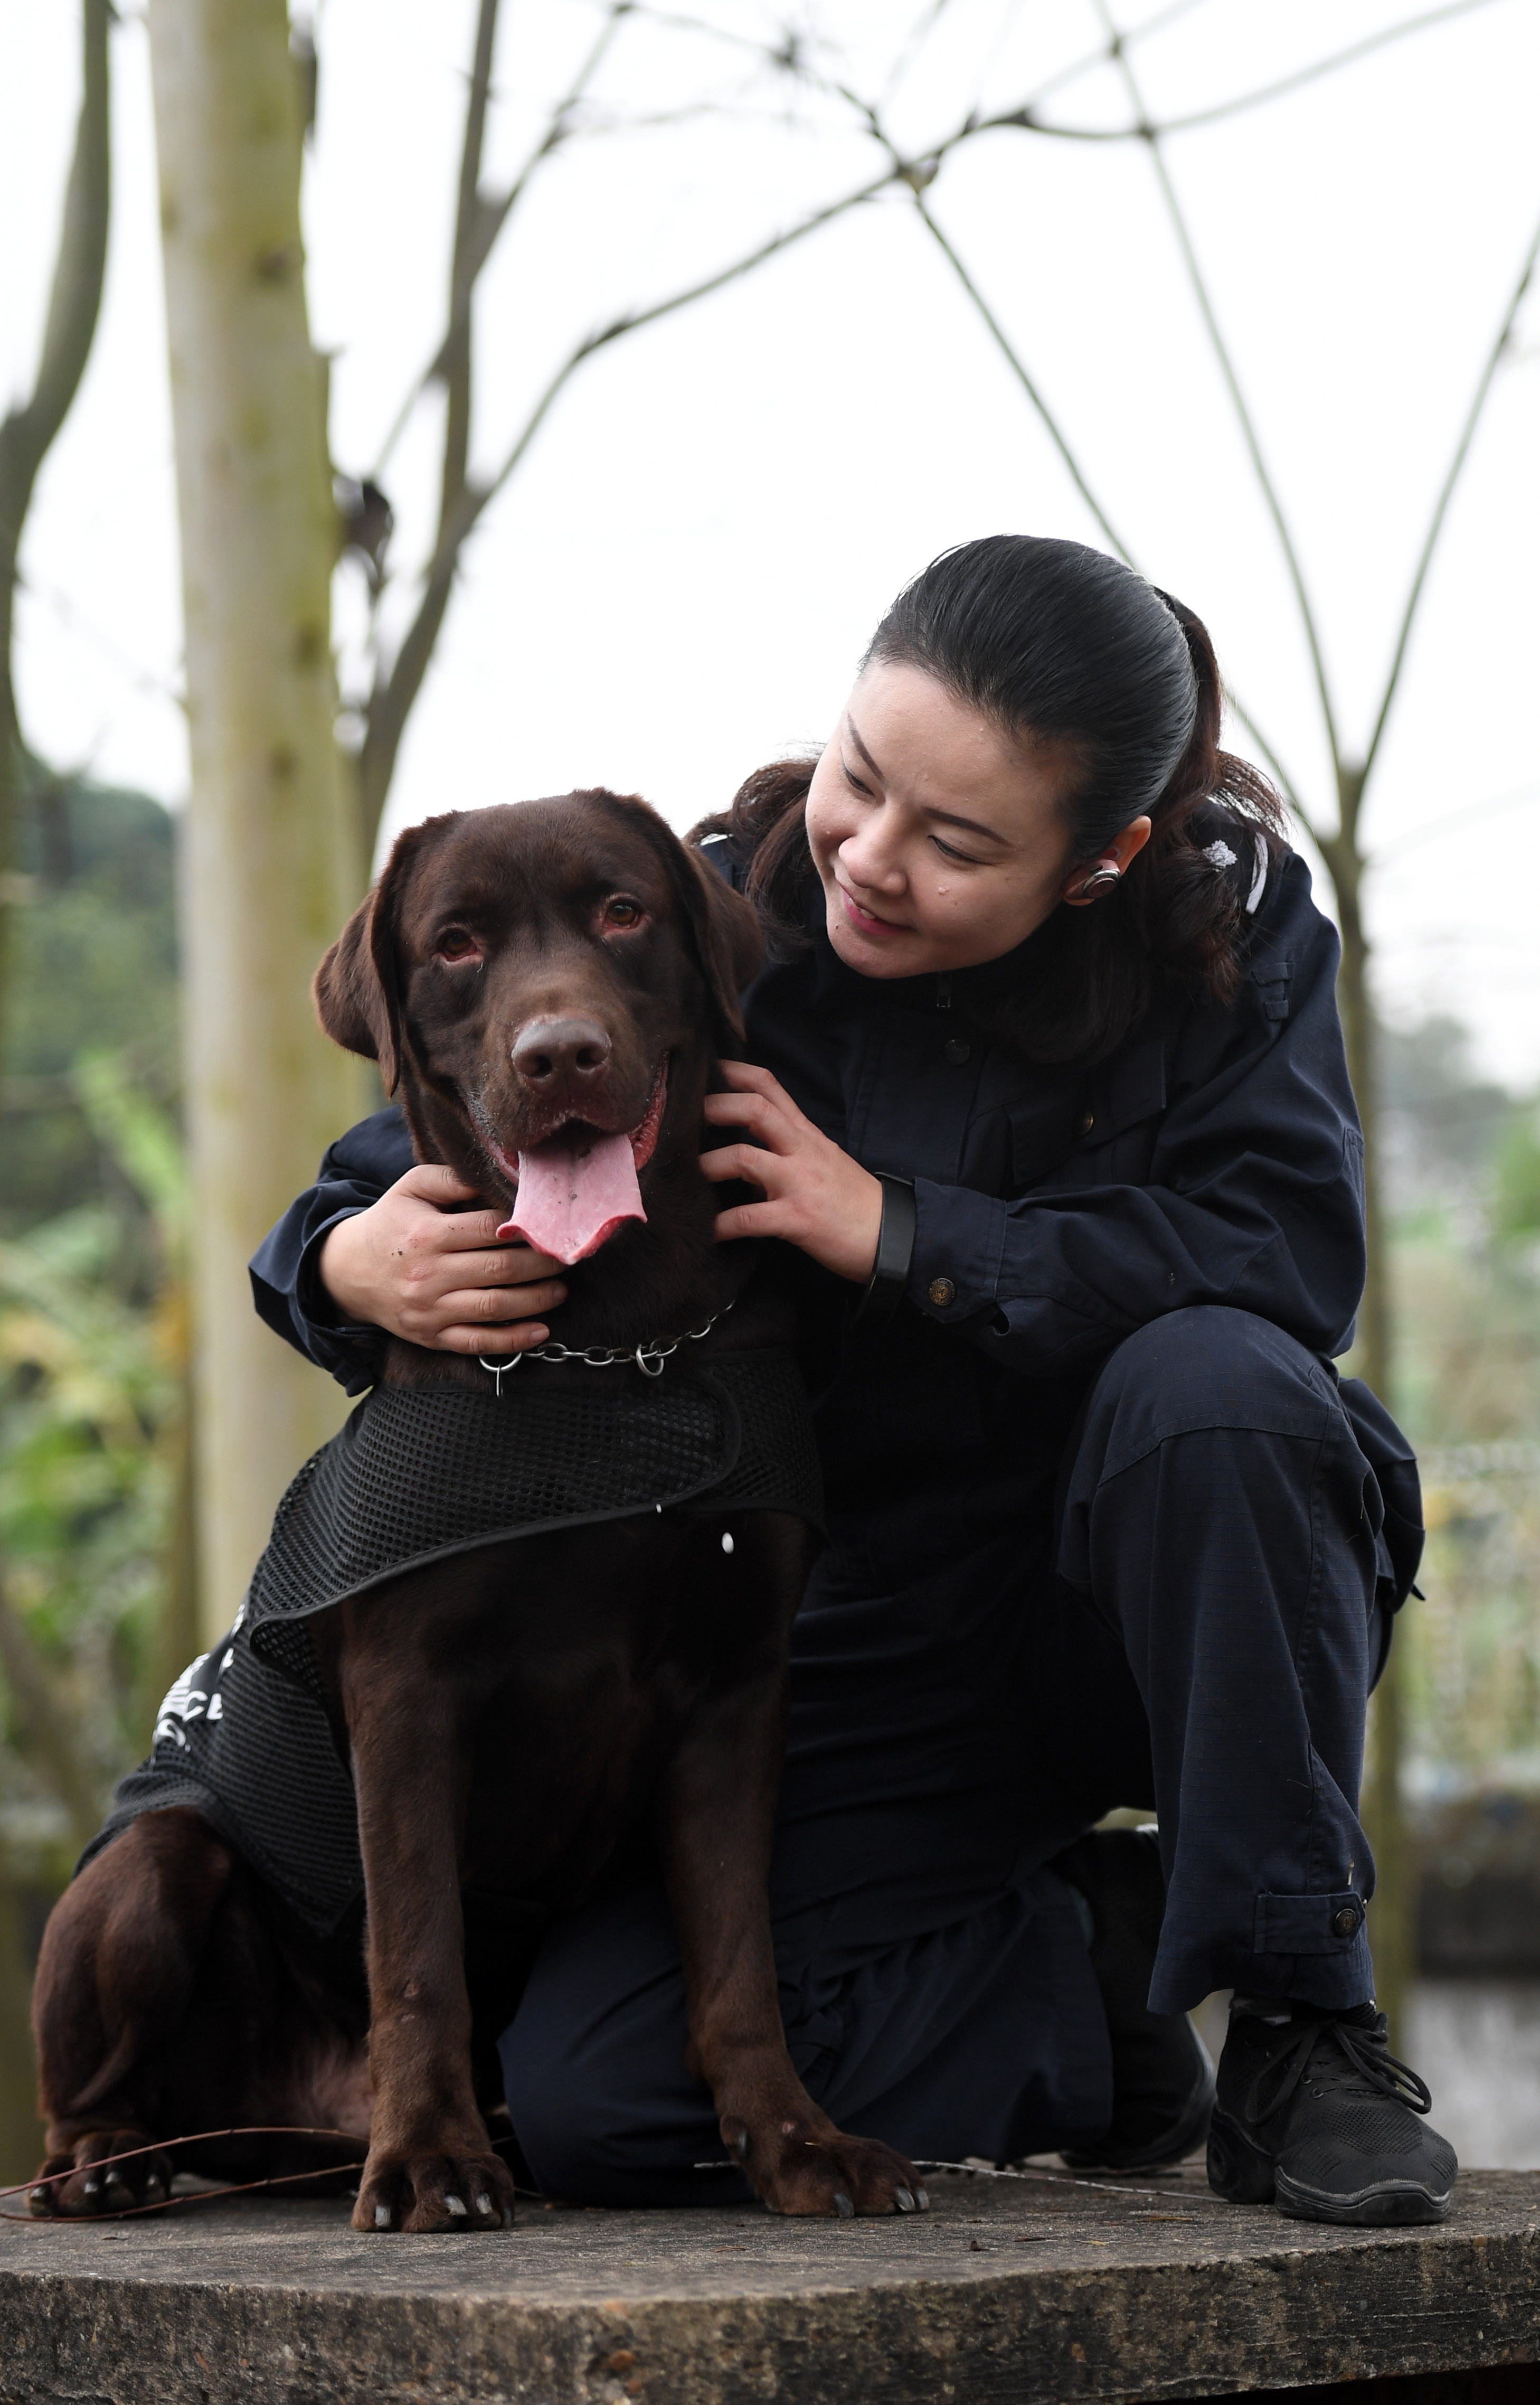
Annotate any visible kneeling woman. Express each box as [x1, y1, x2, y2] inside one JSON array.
[[257, 536, 1450, 2225]]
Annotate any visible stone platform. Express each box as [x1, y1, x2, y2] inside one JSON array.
[[0, 2163, 1535, 2404]]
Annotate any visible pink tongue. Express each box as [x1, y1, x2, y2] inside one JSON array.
[[497, 1126, 646, 1265]]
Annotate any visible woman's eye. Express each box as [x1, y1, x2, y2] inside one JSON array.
[[931, 838, 985, 866], [603, 897, 643, 927], [436, 929, 479, 960]]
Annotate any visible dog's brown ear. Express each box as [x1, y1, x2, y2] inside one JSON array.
[[313, 821, 439, 1093], [313, 889, 401, 1090], [679, 842, 766, 1049]]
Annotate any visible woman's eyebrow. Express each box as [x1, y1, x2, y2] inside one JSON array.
[[844, 715, 1008, 845]]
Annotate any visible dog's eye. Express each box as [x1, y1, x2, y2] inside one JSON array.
[[603, 898, 643, 928], [436, 929, 480, 961]]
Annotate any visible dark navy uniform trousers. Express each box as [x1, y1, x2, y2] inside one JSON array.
[[498, 1305, 1388, 2205]]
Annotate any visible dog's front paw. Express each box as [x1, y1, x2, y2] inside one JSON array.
[[353, 2149, 515, 2233], [724, 2115, 928, 2218], [29, 2130, 176, 2218]]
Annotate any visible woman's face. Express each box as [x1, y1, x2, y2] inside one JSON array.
[[806, 660, 1128, 980]]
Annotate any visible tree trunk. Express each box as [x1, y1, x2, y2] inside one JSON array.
[[1322, 771, 1411, 2050], [147, 0, 365, 1645]]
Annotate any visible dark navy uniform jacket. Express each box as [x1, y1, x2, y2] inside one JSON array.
[[251, 820, 1367, 1962]]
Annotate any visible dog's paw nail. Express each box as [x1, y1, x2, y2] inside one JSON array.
[[916, 2187, 930, 2211], [502, 2206, 515, 2228], [374, 2205, 392, 2228], [82, 2179, 100, 2196], [474, 2193, 494, 2216], [895, 2186, 915, 2212], [29, 2186, 50, 2209], [833, 2191, 855, 2219], [446, 2194, 468, 2216]]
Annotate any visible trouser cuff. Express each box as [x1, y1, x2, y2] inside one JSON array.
[[1149, 1928, 1376, 2018]]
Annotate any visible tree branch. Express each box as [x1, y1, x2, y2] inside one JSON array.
[[908, 195, 1136, 563], [940, 3, 1508, 149], [357, 164, 899, 842], [1359, 203, 1540, 787], [902, 172, 1311, 830], [0, 0, 112, 1075], [1122, 0, 1509, 140], [371, 2, 632, 483], [1094, 0, 1344, 772], [0, 0, 112, 596]]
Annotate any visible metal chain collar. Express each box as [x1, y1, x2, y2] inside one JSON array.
[[478, 1301, 733, 1395]]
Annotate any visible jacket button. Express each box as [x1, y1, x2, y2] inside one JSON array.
[[928, 1277, 957, 1308], [943, 1038, 972, 1065], [1331, 1906, 1361, 1938], [1075, 1110, 1095, 1138]]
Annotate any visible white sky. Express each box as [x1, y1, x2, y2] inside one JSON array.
[[3, 0, 1538, 1082]]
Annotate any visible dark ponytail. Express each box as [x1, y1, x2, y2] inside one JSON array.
[[695, 536, 1287, 1064]]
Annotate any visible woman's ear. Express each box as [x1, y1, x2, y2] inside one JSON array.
[[312, 823, 436, 1092], [681, 845, 767, 1048], [1061, 815, 1152, 906]]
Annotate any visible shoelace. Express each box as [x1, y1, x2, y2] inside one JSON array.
[[1243, 2009, 1433, 2130]]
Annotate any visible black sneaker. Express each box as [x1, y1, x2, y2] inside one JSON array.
[[1054, 1828, 1216, 2172], [1207, 1997, 1457, 2225]]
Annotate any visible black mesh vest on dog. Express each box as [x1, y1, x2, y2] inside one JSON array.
[[82, 1353, 823, 1932]]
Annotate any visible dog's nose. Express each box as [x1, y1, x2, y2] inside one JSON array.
[[511, 1016, 613, 1086]]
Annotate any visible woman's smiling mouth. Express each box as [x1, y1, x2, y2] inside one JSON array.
[[836, 881, 908, 936]]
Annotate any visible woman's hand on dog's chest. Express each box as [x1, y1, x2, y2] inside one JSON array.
[[319, 1164, 567, 1353], [702, 1061, 884, 1283]]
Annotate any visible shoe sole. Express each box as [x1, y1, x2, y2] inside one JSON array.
[[1207, 2111, 1452, 2224], [1274, 2169, 1452, 2226]]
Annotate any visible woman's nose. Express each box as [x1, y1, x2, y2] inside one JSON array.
[[840, 809, 906, 893]]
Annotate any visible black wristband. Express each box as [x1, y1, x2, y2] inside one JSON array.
[[854, 1175, 917, 1328]]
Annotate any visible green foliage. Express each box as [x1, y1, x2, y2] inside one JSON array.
[[1492, 1110, 1540, 1247], [0, 1060, 186, 1816], [2, 779, 178, 1239]]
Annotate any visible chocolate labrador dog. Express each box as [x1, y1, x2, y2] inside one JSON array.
[[31, 792, 922, 2232]]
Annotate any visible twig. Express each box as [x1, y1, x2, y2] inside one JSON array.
[[908, 197, 1135, 563], [358, 162, 897, 842], [1122, 0, 1511, 141], [1359, 204, 1540, 787], [1094, 0, 1343, 770], [370, 1, 631, 483]]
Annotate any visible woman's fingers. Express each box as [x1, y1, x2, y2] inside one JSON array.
[[318, 1165, 565, 1346], [699, 1140, 776, 1190], [708, 1198, 778, 1245], [440, 1316, 554, 1356]]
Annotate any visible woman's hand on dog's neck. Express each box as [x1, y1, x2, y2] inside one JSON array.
[[701, 1062, 885, 1283], [319, 1165, 567, 1355]]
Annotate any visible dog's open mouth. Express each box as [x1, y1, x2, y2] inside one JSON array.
[[492, 1064, 668, 1265]]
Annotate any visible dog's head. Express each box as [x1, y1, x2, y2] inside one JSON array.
[[314, 792, 763, 1260]]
